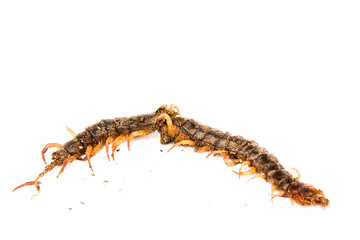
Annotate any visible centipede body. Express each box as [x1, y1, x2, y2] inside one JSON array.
[[13, 104, 329, 207]]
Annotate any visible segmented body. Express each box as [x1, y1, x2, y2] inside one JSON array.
[[13, 105, 329, 207], [171, 117, 288, 188], [56, 114, 157, 163]]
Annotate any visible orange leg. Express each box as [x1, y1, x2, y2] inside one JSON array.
[[246, 173, 265, 182], [223, 156, 236, 167], [13, 181, 42, 192], [85, 146, 94, 173], [169, 104, 181, 116], [232, 161, 254, 179], [270, 185, 286, 204], [271, 185, 276, 201], [290, 167, 301, 180], [238, 167, 257, 177], [127, 130, 153, 150], [111, 134, 127, 160], [41, 143, 62, 164], [85, 141, 104, 173], [90, 142, 103, 157], [206, 150, 227, 158], [156, 113, 178, 136], [105, 136, 114, 161], [57, 155, 77, 178], [206, 150, 235, 167], [168, 140, 196, 152], [194, 146, 211, 152]]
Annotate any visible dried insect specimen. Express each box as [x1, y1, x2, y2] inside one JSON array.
[[13, 105, 329, 207]]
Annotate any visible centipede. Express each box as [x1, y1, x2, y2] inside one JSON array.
[[13, 104, 329, 207]]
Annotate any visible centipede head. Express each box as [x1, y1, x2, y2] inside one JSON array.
[[287, 182, 329, 207]]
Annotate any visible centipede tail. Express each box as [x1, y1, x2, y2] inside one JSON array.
[[13, 105, 329, 207]]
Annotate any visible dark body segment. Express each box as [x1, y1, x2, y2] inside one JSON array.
[[63, 138, 85, 156], [192, 124, 211, 146], [113, 113, 157, 135], [114, 117, 128, 134], [226, 136, 245, 156], [86, 120, 108, 142], [202, 128, 224, 148], [103, 119, 118, 138], [76, 130, 96, 147], [178, 118, 229, 151], [132, 113, 158, 131], [181, 118, 200, 138], [217, 134, 230, 151], [237, 140, 259, 159]]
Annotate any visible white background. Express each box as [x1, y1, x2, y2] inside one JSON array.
[[1, 1, 359, 239]]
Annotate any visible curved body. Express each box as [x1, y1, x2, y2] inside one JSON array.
[[13, 105, 329, 207]]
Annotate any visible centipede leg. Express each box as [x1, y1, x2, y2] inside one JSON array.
[[291, 167, 301, 180], [206, 150, 223, 158], [169, 104, 181, 116], [111, 134, 127, 160], [41, 143, 62, 164], [238, 167, 257, 177], [194, 146, 211, 152], [246, 173, 265, 183], [105, 137, 114, 161], [270, 185, 286, 204], [223, 157, 236, 167], [206, 150, 235, 167], [12, 181, 42, 192], [206, 150, 227, 159], [127, 130, 153, 150], [57, 155, 77, 178], [168, 140, 196, 152], [232, 161, 255, 179], [85, 146, 94, 173], [86, 141, 104, 172], [156, 113, 178, 136], [270, 185, 276, 202]]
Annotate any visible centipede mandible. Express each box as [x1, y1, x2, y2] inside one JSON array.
[[13, 105, 329, 207]]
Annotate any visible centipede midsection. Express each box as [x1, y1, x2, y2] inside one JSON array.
[[13, 104, 329, 207]]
